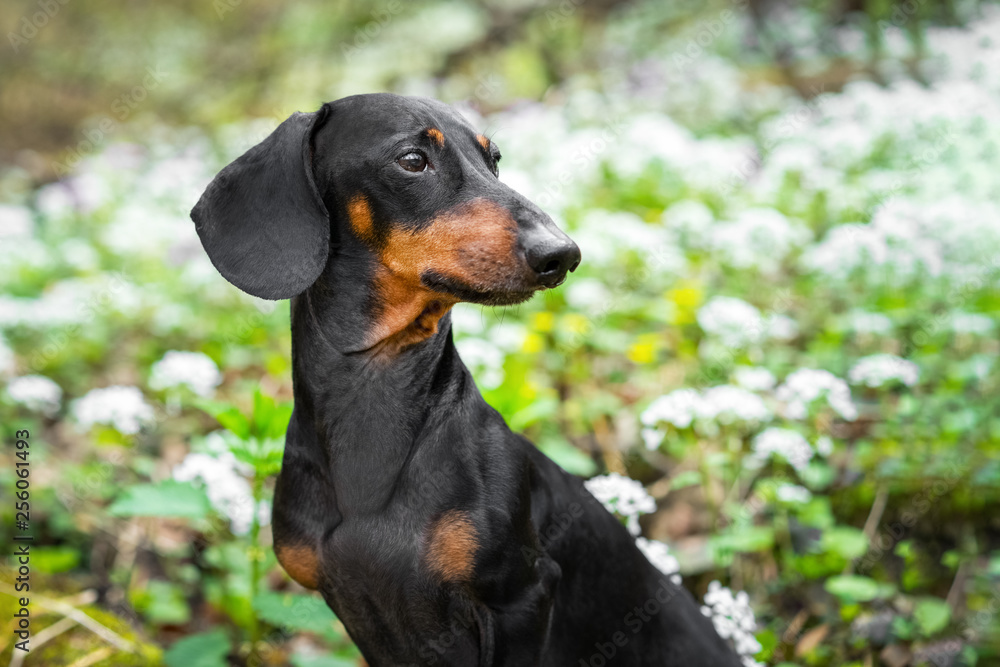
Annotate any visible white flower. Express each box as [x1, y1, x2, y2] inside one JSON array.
[[6, 375, 62, 416], [776, 483, 813, 504], [73, 385, 155, 435], [765, 314, 799, 341], [0, 275, 139, 329], [585, 472, 656, 536], [0, 204, 34, 238], [662, 199, 715, 247], [734, 367, 776, 392], [640, 427, 664, 450], [848, 354, 920, 388], [775, 368, 857, 421], [848, 310, 893, 335], [636, 537, 681, 581], [750, 428, 814, 472], [701, 581, 761, 659], [815, 436, 834, 457], [642, 386, 771, 438], [697, 297, 765, 347], [951, 312, 994, 335], [698, 386, 772, 424], [173, 449, 265, 536], [149, 351, 222, 397], [708, 208, 811, 273], [641, 389, 702, 430], [565, 278, 611, 311]]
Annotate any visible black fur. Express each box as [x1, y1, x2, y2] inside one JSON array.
[[192, 93, 741, 666]]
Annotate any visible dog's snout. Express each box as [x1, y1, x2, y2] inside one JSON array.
[[526, 235, 581, 287]]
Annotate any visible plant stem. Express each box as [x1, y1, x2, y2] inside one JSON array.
[[248, 469, 264, 648]]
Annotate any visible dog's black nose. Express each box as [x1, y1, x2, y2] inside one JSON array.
[[527, 237, 582, 287]]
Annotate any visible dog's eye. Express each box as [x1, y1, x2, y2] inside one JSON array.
[[397, 152, 427, 172], [490, 147, 501, 176]]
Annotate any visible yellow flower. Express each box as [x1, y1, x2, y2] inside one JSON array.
[[667, 282, 703, 325], [627, 333, 661, 364], [522, 332, 545, 354], [531, 311, 555, 332], [560, 313, 591, 335]]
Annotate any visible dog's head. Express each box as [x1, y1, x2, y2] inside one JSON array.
[[192, 93, 580, 349]]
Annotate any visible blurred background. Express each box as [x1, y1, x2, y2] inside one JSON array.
[[1, 0, 999, 665]]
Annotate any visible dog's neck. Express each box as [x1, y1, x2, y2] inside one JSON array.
[[286, 259, 474, 515]]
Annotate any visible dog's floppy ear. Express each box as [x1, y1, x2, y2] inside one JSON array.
[[191, 106, 331, 300]]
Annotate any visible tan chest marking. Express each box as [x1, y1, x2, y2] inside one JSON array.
[[425, 510, 479, 582], [275, 544, 321, 590]]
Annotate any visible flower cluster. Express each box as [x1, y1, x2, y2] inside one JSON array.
[[587, 475, 685, 587], [775, 483, 813, 504], [73, 385, 155, 435], [733, 367, 777, 392], [5, 375, 63, 416], [149, 350, 223, 397], [775, 368, 857, 421], [584, 472, 656, 536], [701, 581, 762, 663], [173, 444, 265, 536], [635, 537, 682, 584], [749, 427, 814, 472], [640, 385, 771, 448], [848, 354, 920, 388], [696, 297, 767, 347]]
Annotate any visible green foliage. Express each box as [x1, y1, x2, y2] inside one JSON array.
[[2, 0, 998, 665], [109, 480, 212, 519], [253, 592, 341, 638], [164, 629, 231, 667], [913, 597, 952, 637], [825, 575, 885, 603]]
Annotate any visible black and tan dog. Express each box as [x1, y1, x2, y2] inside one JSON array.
[[192, 93, 740, 666]]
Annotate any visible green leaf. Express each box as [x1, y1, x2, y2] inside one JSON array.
[[230, 437, 285, 476], [109, 480, 211, 519], [253, 591, 340, 636], [711, 526, 775, 556], [825, 575, 881, 602], [197, 399, 252, 440], [252, 388, 275, 437], [291, 654, 358, 667], [538, 436, 597, 476], [164, 628, 230, 667], [509, 397, 559, 431], [670, 470, 702, 490], [216, 408, 252, 440], [132, 580, 190, 625], [32, 546, 80, 574], [821, 526, 869, 560], [913, 597, 951, 636]]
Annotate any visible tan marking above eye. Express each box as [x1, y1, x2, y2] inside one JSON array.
[[426, 128, 445, 147], [275, 543, 321, 590], [476, 134, 490, 150], [425, 510, 479, 582], [347, 195, 374, 241]]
